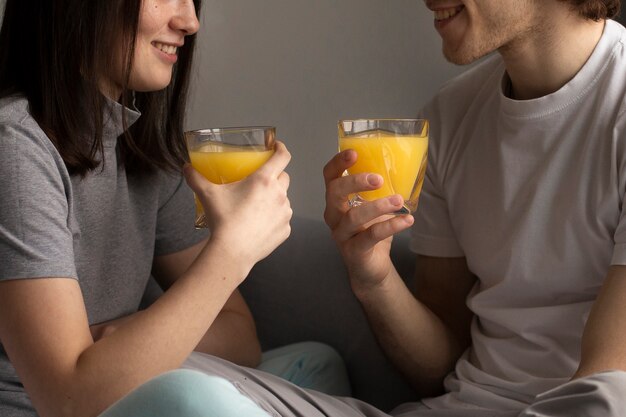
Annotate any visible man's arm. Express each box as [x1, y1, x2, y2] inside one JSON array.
[[151, 239, 262, 367], [573, 265, 626, 379], [323, 150, 475, 396], [356, 255, 475, 397]]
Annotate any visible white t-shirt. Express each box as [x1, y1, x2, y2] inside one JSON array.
[[410, 19, 626, 412]]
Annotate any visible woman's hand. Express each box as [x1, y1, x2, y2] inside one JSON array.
[[323, 149, 414, 294], [184, 141, 293, 270]]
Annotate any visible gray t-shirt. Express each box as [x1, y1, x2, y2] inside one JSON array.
[[411, 20, 626, 412], [0, 96, 208, 415]]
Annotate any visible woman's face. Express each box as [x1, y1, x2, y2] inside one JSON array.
[[104, 0, 200, 97]]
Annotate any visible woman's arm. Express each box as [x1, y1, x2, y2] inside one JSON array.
[[152, 239, 261, 367], [0, 241, 244, 417], [0, 143, 291, 417]]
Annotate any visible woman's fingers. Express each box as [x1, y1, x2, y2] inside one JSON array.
[[257, 141, 291, 178], [278, 171, 290, 192], [182, 163, 216, 195]]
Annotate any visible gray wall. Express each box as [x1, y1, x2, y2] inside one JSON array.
[[187, 0, 463, 221]]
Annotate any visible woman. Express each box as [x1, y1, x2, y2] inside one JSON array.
[[0, 1, 348, 416]]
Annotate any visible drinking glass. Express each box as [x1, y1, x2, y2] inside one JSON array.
[[338, 119, 428, 214], [185, 126, 276, 228]]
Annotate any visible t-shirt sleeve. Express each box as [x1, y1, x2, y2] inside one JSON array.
[[0, 120, 77, 280], [611, 110, 626, 265], [409, 105, 464, 257], [153, 171, 209, 256]]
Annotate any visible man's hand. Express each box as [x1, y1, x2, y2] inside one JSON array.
[[323, 149, 414, 294]]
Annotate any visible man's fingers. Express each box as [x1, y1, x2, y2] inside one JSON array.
[[325, 173, 383, 207], [351, 214, 414, 253], [323, 149, 357, 186], [324, 174, 384, 227], [332, 195, 405, 242]]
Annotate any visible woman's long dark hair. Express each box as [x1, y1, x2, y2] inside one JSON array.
[[0, 0, 200, 176]]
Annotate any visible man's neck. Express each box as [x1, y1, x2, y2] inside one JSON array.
[[500, 6, 605, 100]]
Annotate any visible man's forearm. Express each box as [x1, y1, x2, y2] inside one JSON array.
[[354, 268, 463, 396]]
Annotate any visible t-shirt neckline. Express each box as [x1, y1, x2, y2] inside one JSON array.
[[499, 20, 622, 120]]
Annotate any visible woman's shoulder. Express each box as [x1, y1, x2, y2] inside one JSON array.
[[0, 95, 69, 183], [0, 95, 62, 156], [0, 95, 34, 128]]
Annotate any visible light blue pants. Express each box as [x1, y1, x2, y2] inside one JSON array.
[[99, 369, 270, 417], [99, 364, 626, 417], [257, 341, 351, 397], [99, 341, 349, 417]]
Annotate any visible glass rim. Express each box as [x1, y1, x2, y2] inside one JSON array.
[[338, 118, 428, 137], [338, 118, 427, 123], [185, 126, 275, 135]]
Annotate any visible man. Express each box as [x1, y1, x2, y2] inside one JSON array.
[[323, 0, 626, 415]]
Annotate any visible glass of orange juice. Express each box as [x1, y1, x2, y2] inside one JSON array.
[[338, 119, 428, 214], [185, 126, 276, 228]]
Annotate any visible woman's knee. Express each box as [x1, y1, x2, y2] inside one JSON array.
[[100, 369, 270, 417]]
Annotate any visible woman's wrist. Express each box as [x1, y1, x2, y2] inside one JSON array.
[[200, 232, 256, 281]]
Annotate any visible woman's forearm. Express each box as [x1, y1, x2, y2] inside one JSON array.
[[70, 239, 252, 417]]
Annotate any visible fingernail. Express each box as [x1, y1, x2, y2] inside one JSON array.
[[342, 150, 352, 161], [367, 174, 382, 186], [389, 195, 402, 206]]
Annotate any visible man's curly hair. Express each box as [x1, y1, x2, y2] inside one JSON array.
[[561, 0, 621, 20]]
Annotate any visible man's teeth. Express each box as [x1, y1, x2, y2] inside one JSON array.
[[434, 6, 464, 21], [154, 42, 177, 55]]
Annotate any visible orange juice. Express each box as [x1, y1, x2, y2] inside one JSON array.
[[189, 141, 274, 217], [189, 142, 274, 184], [339, 131, 428, 204]]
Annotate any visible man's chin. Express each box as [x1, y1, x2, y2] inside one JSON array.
[[443, 47, 491, 66]]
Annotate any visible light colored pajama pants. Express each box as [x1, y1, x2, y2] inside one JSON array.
[[98, 341, 351, 417], [100, 348, 626, 417]]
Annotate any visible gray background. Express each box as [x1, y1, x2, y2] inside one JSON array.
[[187, 0, 463, 221]]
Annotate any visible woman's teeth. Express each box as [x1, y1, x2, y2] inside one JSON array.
[[434, 6, 464, 21], [153, 42, 177, 55]]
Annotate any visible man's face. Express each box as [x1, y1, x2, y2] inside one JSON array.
[[423, 0, 541, 65]]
